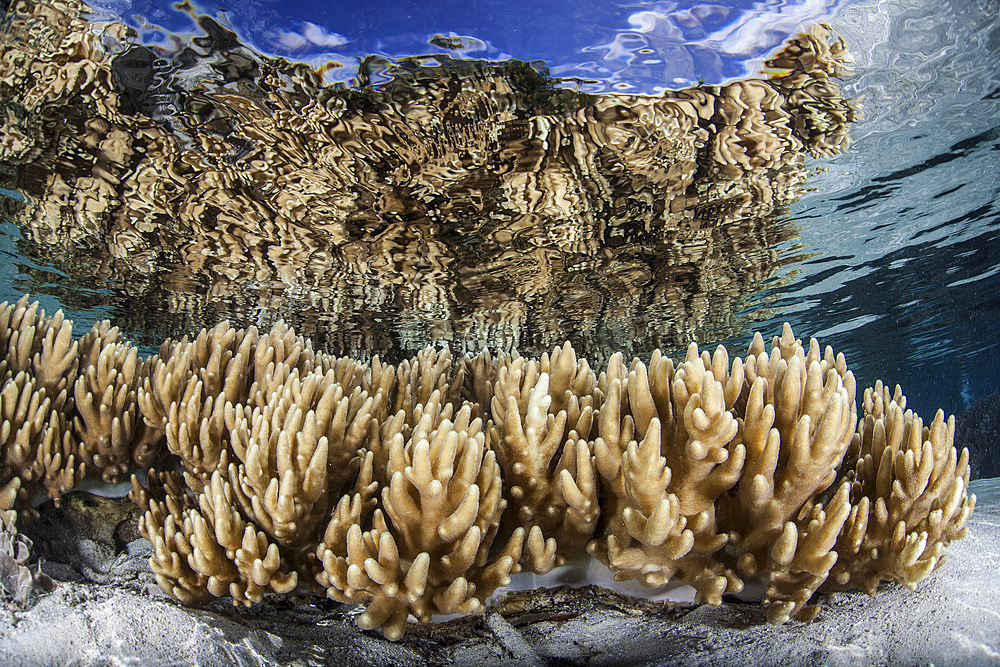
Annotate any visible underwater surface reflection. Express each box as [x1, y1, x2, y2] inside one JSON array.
[[0, 0, 997, 444], [0, 1, 856, 361]]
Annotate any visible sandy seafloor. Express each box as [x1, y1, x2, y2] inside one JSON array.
[[0, 478, 995, 666]]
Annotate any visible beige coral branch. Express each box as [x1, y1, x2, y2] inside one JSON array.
[[0, 296, 977, 639], [0, 298, 85, 507], [317, 403, 523, 639], [227, 367, 377, 546], [73, 325, 159, 480], [489, 348, 600, 571], [592, 342, 745, 604], [763, 479, 853, 622], [722, 323, 857, 584], [829, 382, 975, 595]]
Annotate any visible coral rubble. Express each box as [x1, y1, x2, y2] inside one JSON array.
[[0, 296, 975, 638]]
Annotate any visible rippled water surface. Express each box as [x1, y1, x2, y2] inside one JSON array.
[[0, 0, 997, 471]]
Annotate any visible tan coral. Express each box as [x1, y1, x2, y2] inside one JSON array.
[[489, 343, 600, 571], [0, 297, 83, 506], [456, 349, 497, 414], [138, 321, 257, 481], [131, 469, 212, 604], [763, 479, 853, 622], [829, 382, 975, 596], [0, 297, 160, 502], [718, 323, 858, 621], [134, 467, 298, 606], [0, 292, 977, 637], [596, 417, 697, 586], [123, 324, 981, 635], [226, 367, 378, 546], [249, 320, 320, 405], [317, 403, 523, 640], [0, 296, 80, 400], [362, 348, 469, 483], [131, 323, 381, 604], [73, 323, 160, 481], [0, 476, 20, 526], [591, 344, 745, 604], [368, 347, 462, 421]]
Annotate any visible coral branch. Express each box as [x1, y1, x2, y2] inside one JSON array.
[[0, 296, 976, 639]]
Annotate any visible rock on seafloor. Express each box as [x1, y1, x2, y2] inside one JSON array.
[[0, 479, 997, 666]]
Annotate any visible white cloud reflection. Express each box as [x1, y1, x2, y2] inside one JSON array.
[[581, 0, 842, 92], [272, 21, 349, 51]]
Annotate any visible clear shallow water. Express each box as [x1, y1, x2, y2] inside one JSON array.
[[0, 0, 997, 468], [747, 0, 1000, 419]]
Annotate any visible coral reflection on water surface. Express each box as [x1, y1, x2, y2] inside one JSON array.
[[0, 0, 856, 363]]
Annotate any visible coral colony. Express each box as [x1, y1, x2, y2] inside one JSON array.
[[0, 296, 975, 639], [0, 0, 976, 643]]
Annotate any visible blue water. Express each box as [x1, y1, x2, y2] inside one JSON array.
[[752, 0, 1000, 419]]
